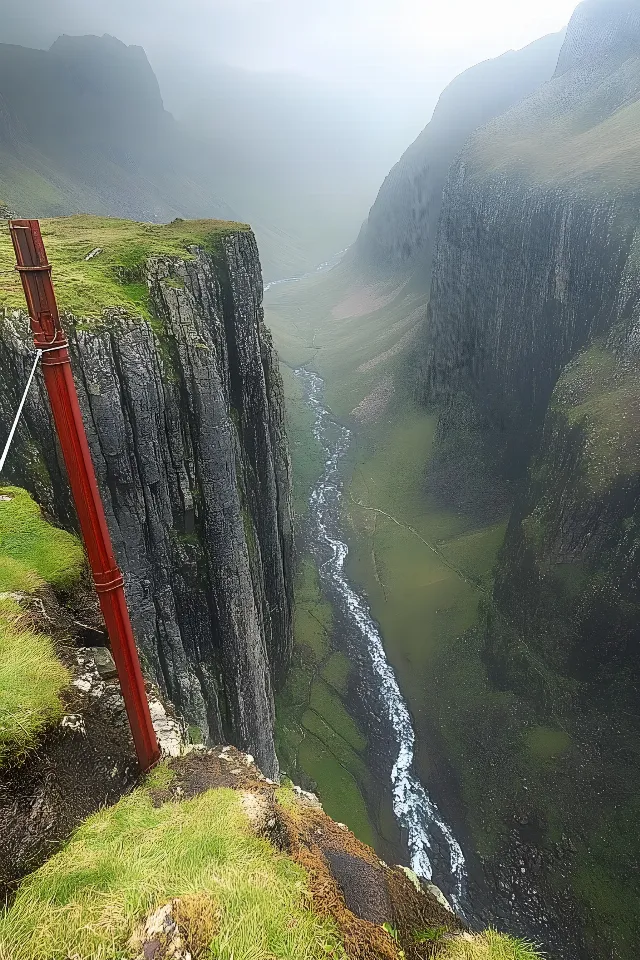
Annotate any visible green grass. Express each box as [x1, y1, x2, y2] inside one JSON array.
[[0, 774, 345, 960], [551, 342, 639, 494], [0, 487, 82, 765], [321, 652, 351, 696], [440, 930, 543, 960], [573, 797, 640, 957], [279, 365, 326, 519], [0, 486, 84, 593], [471, 76, 640, 198], [0, 596, 70, 766], [525, 726, 572, 762], [0, 215, 250, 320], [274, 556, 376, 848]]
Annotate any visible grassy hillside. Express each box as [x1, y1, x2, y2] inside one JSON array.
[[467, 5, 640, 197], [0, 487, 83, 764]]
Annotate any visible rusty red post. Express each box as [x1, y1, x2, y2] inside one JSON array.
[[9, 219, 160, 771]]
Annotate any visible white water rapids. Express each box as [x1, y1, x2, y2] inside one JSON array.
[[297, 366, 467, 910]]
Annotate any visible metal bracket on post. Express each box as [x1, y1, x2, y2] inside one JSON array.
[[9, 219, 160, 772]]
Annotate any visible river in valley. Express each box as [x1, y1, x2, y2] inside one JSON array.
[[296, 366, 467, 911]]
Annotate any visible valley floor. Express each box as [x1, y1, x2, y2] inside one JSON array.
[[265, 264, 508, 906], [265, 260, 640, 960]]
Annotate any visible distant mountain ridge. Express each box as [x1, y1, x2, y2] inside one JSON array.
[[355, 31, 565, 278], [0, 34, 234, 226]]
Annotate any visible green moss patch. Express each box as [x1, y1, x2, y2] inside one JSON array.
[[0, 215, 250, 320], [525, 725, 572, 762], [0, 775, 344, 960], [0, 596, 70, 766], [0, 487, 82, 765], [0, 486, 84, 593], [440, 930, 543, 960], [552, 342, 639, 493]]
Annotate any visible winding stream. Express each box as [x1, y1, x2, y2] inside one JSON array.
[[296, 366, 467, 909]]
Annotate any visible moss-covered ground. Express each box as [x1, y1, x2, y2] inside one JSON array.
[[275, 558, 375, 847], [0, 215, 249, 320], [0, 486, 83, 765], [0, 765, 345, 960]]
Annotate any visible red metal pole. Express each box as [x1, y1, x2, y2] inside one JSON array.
[[9, 219, 160, 771]]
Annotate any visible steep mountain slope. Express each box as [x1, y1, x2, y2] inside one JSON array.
[[0, 36, 233, 225], [0, 217, 294, 779], [419, 1, 640, 955], [355, 31, 564, 277]]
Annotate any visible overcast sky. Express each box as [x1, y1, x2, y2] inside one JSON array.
[[3, 0, 580, 96]]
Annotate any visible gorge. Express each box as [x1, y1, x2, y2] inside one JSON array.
[[267, 1, 640, 957], [1, 1, 639, 958]]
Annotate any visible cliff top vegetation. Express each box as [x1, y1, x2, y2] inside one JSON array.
[[0, 752, 543, 960], [0, 216, 251, 319]]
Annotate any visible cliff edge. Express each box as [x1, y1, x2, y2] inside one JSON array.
[[0, 217, 294, 779]]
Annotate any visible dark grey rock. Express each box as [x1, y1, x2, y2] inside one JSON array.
[[0, 230, 293, 779]]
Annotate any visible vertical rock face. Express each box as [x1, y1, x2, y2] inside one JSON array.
[[354, 31, 564, 277], [0, 228, 293, 779], [412, 3, 640, 954], [421, 0, 640, 702], [422, 0, 640, 473]]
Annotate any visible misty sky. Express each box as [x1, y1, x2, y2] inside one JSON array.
[[4, 0, 580, 98]]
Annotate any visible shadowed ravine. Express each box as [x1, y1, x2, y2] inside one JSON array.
[[296, 366, 467, 910]]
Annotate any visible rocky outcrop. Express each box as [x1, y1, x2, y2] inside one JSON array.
[[354, 31, 564, 277], [0, 228, 293, 778]]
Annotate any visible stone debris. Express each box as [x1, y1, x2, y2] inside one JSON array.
[[131, 902, 191, 960], [240, 791, 270, 832], [148, 698, 186, 758], [89, 646, 118, 680], [399, 866, 422, 892], [292, 784, 322, 810], [73, 650, 106, 699], [427, 882, 454, 914], [84, 247, 103, 261], [61, 714, 86, 734], [350, 377, 395, 424]]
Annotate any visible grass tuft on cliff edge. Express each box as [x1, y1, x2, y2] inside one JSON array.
[[0, 215, 251, 320], [0, 486, 83, 765], [0, 771, 345, 960]]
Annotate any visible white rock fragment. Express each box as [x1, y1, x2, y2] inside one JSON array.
[[426, 882, 454, 914], [84, 247, 103, 261], [148, 697, 186, 758], [292, 785, 322, 810], [61, 714, 86, 734], [132, 902, 191, 960]]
